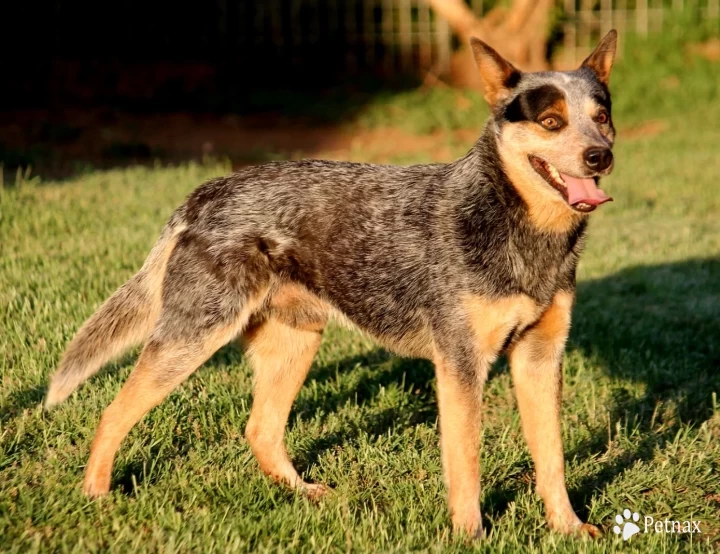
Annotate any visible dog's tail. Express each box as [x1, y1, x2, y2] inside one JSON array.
[[44, 215, 186, 410]]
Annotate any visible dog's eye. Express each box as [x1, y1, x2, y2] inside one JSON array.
[[540, 115, 563, 131], [540, 116, 561, 130], [596, 111, 609, 124]]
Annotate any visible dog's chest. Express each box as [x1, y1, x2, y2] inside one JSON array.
[[510, 249, 566, 294], [459, 207, 585, 304], [504, 227, 583, 302], [461, 292, 545, 355]]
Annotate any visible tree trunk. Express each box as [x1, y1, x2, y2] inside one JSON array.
[[422, 0, 554, 87]]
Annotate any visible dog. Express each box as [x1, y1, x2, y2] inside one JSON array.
[[45, 30, 618, 539]]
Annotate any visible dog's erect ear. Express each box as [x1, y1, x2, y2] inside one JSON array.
[[581, 30, 618, 85], [469, 37, 521, 108]]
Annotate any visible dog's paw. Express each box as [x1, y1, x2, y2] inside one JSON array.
[[301, 482, 331, 501], [82, 472, 111, 498], [547, 511, 601, 538], [451, 511, 485, 540], [577, 523, 602, 538], [471, 525, 487, 540], [452, 523, 486, 541]]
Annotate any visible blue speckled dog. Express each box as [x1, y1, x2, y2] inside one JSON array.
[[46, 30, 618, 539]]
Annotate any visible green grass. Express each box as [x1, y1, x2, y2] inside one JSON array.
[[2, 24, 720, 553]]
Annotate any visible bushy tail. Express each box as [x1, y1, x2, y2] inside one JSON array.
[[44, 218, 185, 409]]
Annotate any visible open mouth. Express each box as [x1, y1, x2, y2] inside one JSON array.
[[529, 155, 612, 213]]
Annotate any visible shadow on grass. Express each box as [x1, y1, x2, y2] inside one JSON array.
[[1, 385, 47, 423], [565, 257, 720, 520]]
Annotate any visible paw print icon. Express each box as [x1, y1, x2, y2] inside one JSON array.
[[613, 509, 641, 541]]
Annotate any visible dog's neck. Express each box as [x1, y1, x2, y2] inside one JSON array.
[[447, 124, 588, 302]]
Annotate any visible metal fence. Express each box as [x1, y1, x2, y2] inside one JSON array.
[[238, 0, 720, 78]]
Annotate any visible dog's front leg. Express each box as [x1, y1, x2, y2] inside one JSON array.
[[434, 352, 488, 539], [508, 290, 600, 537]]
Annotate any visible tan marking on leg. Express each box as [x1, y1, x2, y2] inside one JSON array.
[[82, 292, 267, 497], [434, 355, 485, 538], [82, 324, 241, 497], [268, 283, 330, 333], [243, 317, 325, 497], [269, 283, 318, 311], [509, 290, 599, 536], [462, 293, 542, 355], [435, 294, 539, 538]]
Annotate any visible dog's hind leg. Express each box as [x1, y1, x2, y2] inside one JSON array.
[[243, 317, 325, 498], [81, 307, 255, 497], [81, 237, 270, 498], [508, 291, 601, 538]]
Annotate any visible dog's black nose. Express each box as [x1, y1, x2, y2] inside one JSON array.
[[584, 147, 613, 171]]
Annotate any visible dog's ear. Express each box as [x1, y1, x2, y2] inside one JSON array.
[[469, 37, 521, 108], [581, 30, 618, 85]]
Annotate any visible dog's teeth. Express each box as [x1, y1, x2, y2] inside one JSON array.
[[546, 164, 565, 187], [532, 157, 567, 191]]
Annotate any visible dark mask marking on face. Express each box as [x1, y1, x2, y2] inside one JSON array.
[[503, 85, 567, 124]]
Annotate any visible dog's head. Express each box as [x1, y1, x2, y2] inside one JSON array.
[[471, 31, 618, 213]]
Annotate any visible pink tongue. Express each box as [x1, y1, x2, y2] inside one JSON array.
[[560, 174, 612, 206]]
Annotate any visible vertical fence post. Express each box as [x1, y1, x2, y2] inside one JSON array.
[[346, 0, 358, 72], [564, 0, 577, 65], [399, 0, 413, 72], [579, 0, 593, 61], [709, 0, 720, 18], [365, 0, 376, 66], [382, 0, 395, 74], [269, 0, 284, 52], [435, 10, 451, 77], [617, 0, 628, 55], [253, 0, 264, 46], [418, 0, 431, 70], [601, 0, 613, 35], [637, 0, 649, 35]]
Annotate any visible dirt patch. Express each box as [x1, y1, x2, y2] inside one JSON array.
[[687, 38, 720, 62], [0, 108, 470, 179], [620, 120, 668, 140]]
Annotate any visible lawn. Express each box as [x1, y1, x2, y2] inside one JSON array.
[[1, 23, 719, 553]]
